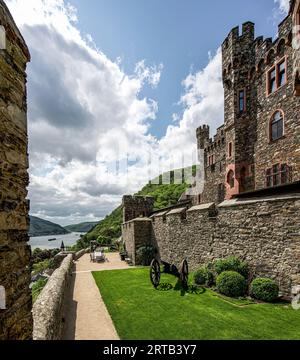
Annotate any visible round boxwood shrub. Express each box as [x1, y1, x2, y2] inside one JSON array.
[[214, 256, 249, 278], [194, 266, 214, 287], [250, 278, 279, 302], [216, 271, 247, 298]]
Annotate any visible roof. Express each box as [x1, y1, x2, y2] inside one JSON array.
[[167, 207, 186, 215], [233, 181, 300, 200], [187, 203, 215, 213]]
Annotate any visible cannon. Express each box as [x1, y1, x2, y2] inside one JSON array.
[[149, 258, 189, 289]]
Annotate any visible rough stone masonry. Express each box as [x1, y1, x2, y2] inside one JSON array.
[[0, 0, 32, 340]]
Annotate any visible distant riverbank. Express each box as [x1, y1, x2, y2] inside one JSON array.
[[29, 232, 84, 250]]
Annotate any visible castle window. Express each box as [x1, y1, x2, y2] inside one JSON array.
[[208, 155, 215, 166], [277, 60, 286, 88], [268, 67, 276, 94], [270, 110, 284, 141], [228, 142, 233, 158], [238, 90, 246, 113], [267, 58, 287, 95], [266, 164, 290, 188], [227, 170, 235, 189]]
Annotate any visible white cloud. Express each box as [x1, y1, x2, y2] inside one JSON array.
[[158, 49, 223, 167], [6, 0, 223, 226], [274, 0, 290, 14]]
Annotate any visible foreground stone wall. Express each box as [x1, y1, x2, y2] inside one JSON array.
[[32, 254, 73, 340], [123, 194, 300, 296], [0, 0, 32, 340]]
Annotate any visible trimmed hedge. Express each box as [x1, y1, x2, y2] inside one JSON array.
[[194, 266, 214, 287], [214, 256, 249, 278], [250, 278, 279, 302], [216, 271, 247, 298]]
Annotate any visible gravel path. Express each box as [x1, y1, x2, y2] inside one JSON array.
[[62, 253, 129, 340]]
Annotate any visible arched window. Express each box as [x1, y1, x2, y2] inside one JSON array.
[[276, 38, 285, 57], [266, 49, 275, 66], [257, 59, 265, 73], [270, 110, 284, 141], [227, 170, 235, 189]]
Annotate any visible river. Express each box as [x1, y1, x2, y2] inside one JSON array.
[[29, 232, 84, 250]]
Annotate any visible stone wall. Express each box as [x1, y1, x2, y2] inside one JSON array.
[[123, 193, 300, 296], [0, 0, 32, 340], [32, 254, 73, 340], [122, 218, 152, 265]]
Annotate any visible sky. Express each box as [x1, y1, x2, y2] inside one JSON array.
[[5, 0, 291, 226]]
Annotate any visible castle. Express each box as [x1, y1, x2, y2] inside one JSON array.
[[122, 1, 300, 297], [195, 1, 300, 204]]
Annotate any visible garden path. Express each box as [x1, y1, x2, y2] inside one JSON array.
[[62, 253, 129, 340]]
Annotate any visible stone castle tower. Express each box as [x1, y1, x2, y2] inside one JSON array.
[[196, 1, 300, 203], [0, 0, 32, 339]]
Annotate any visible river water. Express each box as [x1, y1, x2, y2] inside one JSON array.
[[29, 232, 84, 250]]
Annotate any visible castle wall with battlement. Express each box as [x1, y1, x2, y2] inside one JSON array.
[[0, 0, 32, 340], [123, 193, 300, 297]]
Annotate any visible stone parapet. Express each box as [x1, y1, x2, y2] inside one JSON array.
[[32, 254, 74, 340]]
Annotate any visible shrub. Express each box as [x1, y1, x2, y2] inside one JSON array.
[[32, 259, 51, 275], [216, 271, 247, 298], [250, 278, 279, 302], [32, 278, 48, 303], [194, 266, 214, 286], [136, 245, 157, 266], [214, 256, 249, 278]]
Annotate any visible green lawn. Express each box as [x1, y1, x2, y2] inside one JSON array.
[[92, 268, 300, 340]]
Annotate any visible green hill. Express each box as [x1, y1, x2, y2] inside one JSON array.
[[74, 168, 194, 250], [64, 222, 99, 233], [29, 216, 70, 237]]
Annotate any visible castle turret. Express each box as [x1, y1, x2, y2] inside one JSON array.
[[196, 125, 210, 150], [122, 195, 154, 223], [222, 22, 256, 198]]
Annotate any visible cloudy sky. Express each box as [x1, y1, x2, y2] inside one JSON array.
[[6, 0, 290, 226]]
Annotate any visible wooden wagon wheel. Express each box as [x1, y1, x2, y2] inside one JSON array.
[[150, 259, 161, 288], [179, 259, 189, 289]]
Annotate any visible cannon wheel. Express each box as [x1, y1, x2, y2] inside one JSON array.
[[150, 259, 161, 288], [179, 259, 189, 289]]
